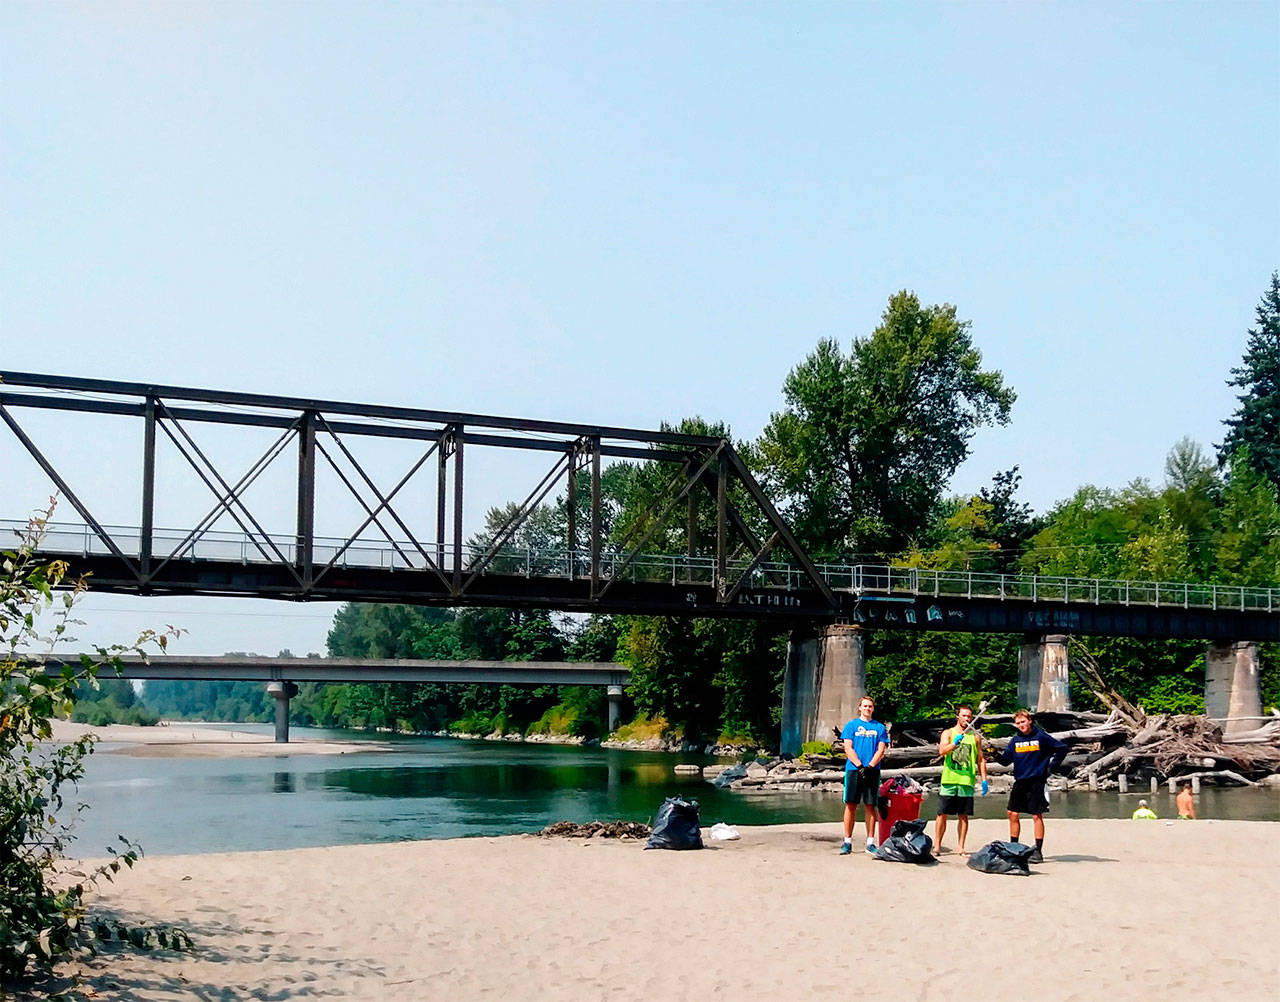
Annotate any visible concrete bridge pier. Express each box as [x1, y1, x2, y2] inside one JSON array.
[[606, 685, 624, 734], [780, 624, 866, 756], [267, 681, 299, 743], [1205, 641, 1261, 737], [1018, 634, 1071, 712]]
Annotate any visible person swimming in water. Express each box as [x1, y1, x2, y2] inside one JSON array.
[[1176, 781, 1197, 820]]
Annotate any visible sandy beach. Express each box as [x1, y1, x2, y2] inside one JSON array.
[[43, 819, 1276, 1001], [48, 720, 393, 758]]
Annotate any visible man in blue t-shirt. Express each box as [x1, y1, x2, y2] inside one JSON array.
[[839, 695, 890, 855]]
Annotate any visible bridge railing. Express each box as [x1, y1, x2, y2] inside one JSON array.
[[5, 519, 1276, 613], [843, 565, 1275, 613]]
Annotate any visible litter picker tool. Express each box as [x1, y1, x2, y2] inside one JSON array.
[[931, 699, 991, 764]]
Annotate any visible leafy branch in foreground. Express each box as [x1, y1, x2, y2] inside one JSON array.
[[1, 507, 182, 984]]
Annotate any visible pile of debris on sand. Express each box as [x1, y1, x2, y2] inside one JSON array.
[[536, 820, 652, 839]]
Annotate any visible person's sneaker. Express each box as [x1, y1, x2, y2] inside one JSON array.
[[838, 842, 852, 855], [866, 842, 877, 855], [1028, 847, 1044, 864]]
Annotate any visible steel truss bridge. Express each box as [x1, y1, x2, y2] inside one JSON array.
[[2, 372, 1278, 642]]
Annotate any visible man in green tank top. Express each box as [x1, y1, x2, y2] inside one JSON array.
[[934, 706, 988, 856]]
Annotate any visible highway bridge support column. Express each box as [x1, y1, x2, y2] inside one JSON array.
[[1018, 634, 1071, 712], [780, 625, 865, 757], [1205, 641, 1260, 737], [267, 681, 298, 743], [606, 685, 624, 734]]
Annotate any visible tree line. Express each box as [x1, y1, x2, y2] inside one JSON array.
[[138, 279, 1280, 743]]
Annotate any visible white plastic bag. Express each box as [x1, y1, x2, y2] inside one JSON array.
[[708, 822, 740, 841]]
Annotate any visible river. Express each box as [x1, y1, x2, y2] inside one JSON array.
[[66, 726, 1279, 856]]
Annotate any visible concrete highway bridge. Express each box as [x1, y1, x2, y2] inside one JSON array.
[[33, 655, 630, 742]]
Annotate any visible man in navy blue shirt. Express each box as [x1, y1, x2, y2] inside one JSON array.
[[839, 695, 890, 855], [997, 708, 1069, 863]]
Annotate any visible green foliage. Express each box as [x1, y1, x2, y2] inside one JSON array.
[[755, 291, 1015, 557], [714, 723, 758, 747], [327, 604, 456, 659], [71, 696, 158, 727], [865, 632, 1019, 720], [1070, 637, 1205, 714], [1260, 643, 1279, 713], [70, 677, 158, 725], [1213, 450, 1280, 585], [525, 696, 603, 739], [449, 711, 497, 735], [1140, 675, 1205, 715], [566, 616, 622, 663], [1220, 272, 1280, 490], [141, 678, 273, 722], [799, 740, 834, 756], [619, 616, 783, 744], [1, 513, 175, 981], [610, 714, 679, 744]]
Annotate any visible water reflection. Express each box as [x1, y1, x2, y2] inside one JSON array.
[[273, 772, 294, 794]]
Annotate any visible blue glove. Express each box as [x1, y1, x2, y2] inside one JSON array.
[[953, 733, 964, 746], [980, 779, 989, 796]]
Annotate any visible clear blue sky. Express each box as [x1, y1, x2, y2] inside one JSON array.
[[3, 2, 1277, 654]]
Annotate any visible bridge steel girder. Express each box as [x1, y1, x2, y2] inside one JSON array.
[[43, 552, 838, 621], [849, 595, 1280, 643]]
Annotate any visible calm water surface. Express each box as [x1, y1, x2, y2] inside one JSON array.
[[68, 726, 1279, 856]]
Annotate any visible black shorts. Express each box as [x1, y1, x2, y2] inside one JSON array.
[[937, 793, 974, 817], [1007, 777, 1050, 815], [843, 767, 881, 806]]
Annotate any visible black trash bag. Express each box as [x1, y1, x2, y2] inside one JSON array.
[[644, 797, 704, 850], [967, 840, 1034, 876], [874, 819, 934, 863], [890, 818, 928, 839]]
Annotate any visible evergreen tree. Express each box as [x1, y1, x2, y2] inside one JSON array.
[[1220, 272, 1280, 488]]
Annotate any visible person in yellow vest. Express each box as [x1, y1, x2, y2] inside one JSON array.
[[934, 705, 988, 856], [1131, 799, 1158, 820]]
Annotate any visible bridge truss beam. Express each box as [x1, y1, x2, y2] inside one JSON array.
[[0, 371, 839, 617]]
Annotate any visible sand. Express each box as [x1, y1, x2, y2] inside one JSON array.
[[43, 819, 1278, 1001], [48, 720, 393, 758]]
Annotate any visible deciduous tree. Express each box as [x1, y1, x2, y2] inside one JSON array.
[[756, 291, 1015, 558]]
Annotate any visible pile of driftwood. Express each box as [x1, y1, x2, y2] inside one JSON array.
[[1059, 642, 1280, 790], [1070, 711, 1280, 790]]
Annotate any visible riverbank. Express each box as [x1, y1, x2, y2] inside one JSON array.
[[43, 819, 1276, 1001], [50, 719, 754, 758], [48, 720, 394, 758]]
